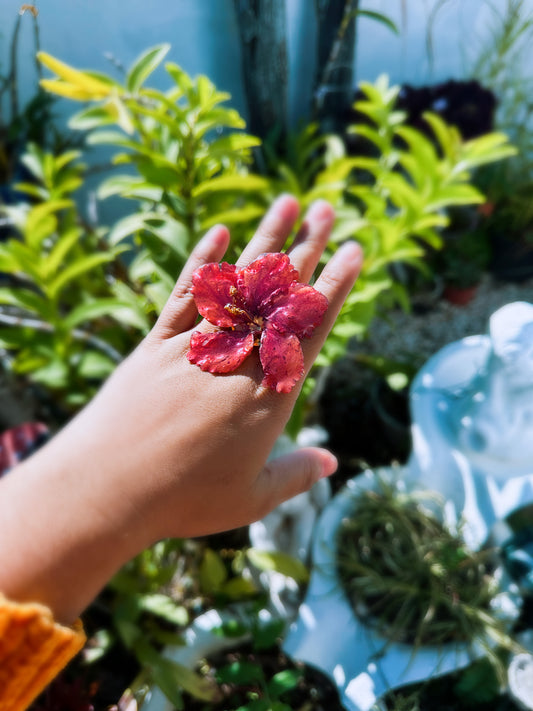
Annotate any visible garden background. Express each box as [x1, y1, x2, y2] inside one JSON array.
[[3, 1, 533, 710]]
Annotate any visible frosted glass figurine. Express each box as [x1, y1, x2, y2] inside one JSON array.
[[409, 301, 533, 546]]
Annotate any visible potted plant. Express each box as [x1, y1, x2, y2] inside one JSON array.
[[439, 226, 491, 305], [283, 468, 521, 711]]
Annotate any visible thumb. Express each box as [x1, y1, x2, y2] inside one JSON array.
[[254, 447, 338, 515]]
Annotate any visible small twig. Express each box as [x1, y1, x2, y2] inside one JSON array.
[[0, 311, 123, 363]]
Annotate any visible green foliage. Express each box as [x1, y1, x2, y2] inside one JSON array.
[[0, 49, 512, 423], [468, 0, 533, 235], [319, 75, 515, 366], [0, 144, 148, 410], [453, 656, 501, 704], [55, 43, 267, 300], [246, 547, 310, 584], [203, 614, 301, 711], [90, 539, 227, 708]]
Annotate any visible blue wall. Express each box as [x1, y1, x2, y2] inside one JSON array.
[[4, 0, 528, 128], [1, 0, 532, 219]]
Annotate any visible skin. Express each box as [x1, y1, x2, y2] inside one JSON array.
[[0, 195, 363, 625]]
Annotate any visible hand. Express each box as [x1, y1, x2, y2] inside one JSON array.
[[0, 195, 362, 622]]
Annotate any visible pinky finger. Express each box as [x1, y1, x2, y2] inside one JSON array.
[[151, 224, 230, 341]]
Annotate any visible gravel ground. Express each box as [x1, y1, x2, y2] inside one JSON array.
[[359, 274, 533, 366]]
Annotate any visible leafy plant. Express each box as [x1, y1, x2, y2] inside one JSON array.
[[320, 75, 515, 362], [38, 45, 267, 313], [336, 477, 518, 678], [280, 76, 515, 432], [466, 0, 533, 240], [0, 144, 150, 412], [185, 613, 302, 711], [0, 6, 55, 186], [0, 48, 516, 427]]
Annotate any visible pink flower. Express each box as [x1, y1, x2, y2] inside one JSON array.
[[187, 253, 328, 393]]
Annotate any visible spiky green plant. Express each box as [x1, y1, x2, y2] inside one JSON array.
[[336, 478, 518, 679]]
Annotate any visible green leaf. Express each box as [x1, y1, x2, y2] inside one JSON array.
[[0, 287, 54, 321], [165, 62, 194, 95], [207, 133, 261, 157], [192, 174, 269, 198], [4, 240, 43, 280], [216, 660, 264, 686], [136, 641, 220, 705], [108, 212, 189, 258], [138, 594, 189, 626], [200, 204, 265, 230], [422, 112, 458, 162], [348, 124, 387, 152], [246, 549, 309, 583], [252, 618, 285, 651], [31, 358, 69, 388], [48, 253, 115, 300], [199, 548, 228, 594], [25, 200, 73, 248], [219, 577, 258, 599], [357, 9, 399, 35], [234, 701, 270, 711], [54, 150, 83, 173], [69, 104, 118, 130], [127, 44, 171, 93], [267, 669, 302, 700], [44, 226, 83, 278], [12, 182, 48, 200], [453, 658, 500, 704], [97, 174, 163, 202], [426, 184, 484, 211], [78, 351, 116, 379], [62, 298, 137, 329]]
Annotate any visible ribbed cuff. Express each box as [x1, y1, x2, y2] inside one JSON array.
[[0, 594, 86, 711]]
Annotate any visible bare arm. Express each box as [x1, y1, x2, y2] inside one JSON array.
[[0, 196, 362, 624]]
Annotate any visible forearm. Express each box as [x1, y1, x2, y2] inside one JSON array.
[[0, 414, 146, 625]]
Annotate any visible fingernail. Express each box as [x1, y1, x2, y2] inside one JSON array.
[[307, 199, 335, 223], [318, 449, 338, 478], [336, 240, 364, 266]]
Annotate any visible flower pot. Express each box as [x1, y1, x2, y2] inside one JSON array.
[[443, 283, 479, 306], [283, 468, 519, 711], [370, 379, 411, 455]]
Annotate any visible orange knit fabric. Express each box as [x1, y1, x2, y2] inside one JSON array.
[[0, 594, 86, 711]]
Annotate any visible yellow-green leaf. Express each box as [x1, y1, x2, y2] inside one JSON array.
[[246, 548, 309, 583], [38, 52, 113, 99]]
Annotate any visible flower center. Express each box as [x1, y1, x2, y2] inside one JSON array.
[[224, 286, 265, 334]]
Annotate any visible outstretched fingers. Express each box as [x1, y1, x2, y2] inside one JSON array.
[[152, 224, 230, 340]]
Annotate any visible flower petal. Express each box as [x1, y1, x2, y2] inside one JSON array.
[[191, 262, 248, 328], [238, 253, 299, 313], [259, 326, 304, 393], [187, 331, 254, 373], [265, 283, 328, 338]]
